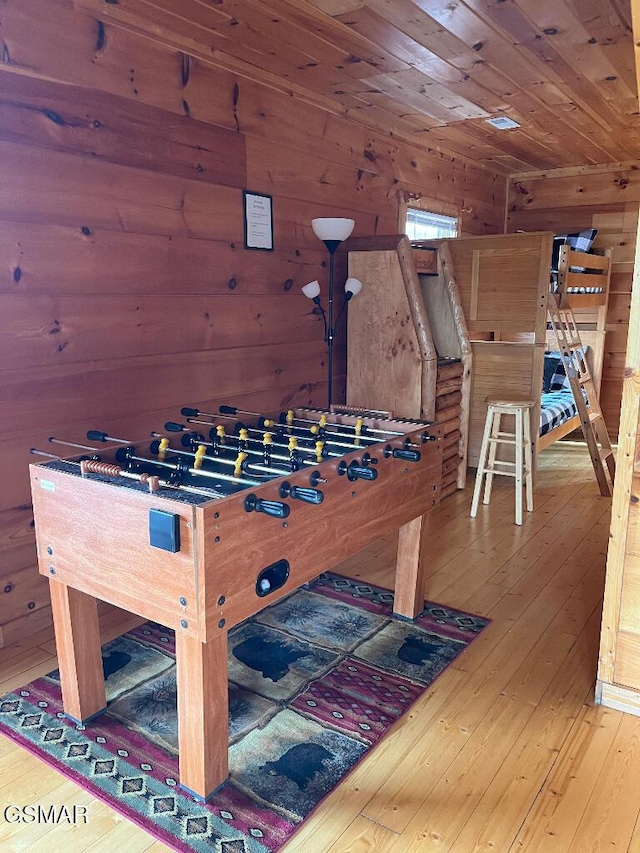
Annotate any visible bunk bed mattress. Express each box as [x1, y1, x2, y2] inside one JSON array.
[[540, 390, 578, 437]]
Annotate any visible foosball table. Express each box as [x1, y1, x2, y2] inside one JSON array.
[[29, 405, 442, 800]]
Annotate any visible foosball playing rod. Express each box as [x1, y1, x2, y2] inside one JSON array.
[[183, 407, 281, 428], [217, 404, 406, 439], [147, 439, 294, 479], [117, 447, 262, 489], [183, 411, 307, 436], [268, 419, 425, 451], [275, 411, 404, 439], [182, 406, 387, 443], [49, 437, 104, 453], [165, 424, 330, 463], [180, 417, 374, 455], [330, 404, 394, 417], [84, 428, 269, 488], [152, 430, 303, 466], [155, 432, 319, 469], [179, 417, 296, 444], [218, 406, 396, 424], [30, 449, 222, 498], [86, 430, 134, 445], [184, 419, 351, 460]]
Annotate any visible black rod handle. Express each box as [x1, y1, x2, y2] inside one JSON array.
[[348, 463, 378, 481], [181, 407, 200, 417], [279, 481, 324, 504], [114, 446, 135, 464], [244, 494, 291, 518], [164, 421, 187, 433], [393, 448, 421, 462], [219, 405, 237, 415], [291, 485, 324, 504], [338, 461, 378, 481], [86, 430, 109, 442], [181, 433, 204, 448], [86, 430, 131, 444]]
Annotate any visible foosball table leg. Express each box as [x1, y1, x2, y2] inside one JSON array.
[[175, 631, 229, 801], [49, 580, 107, 722], [393, 515, 428, 620]]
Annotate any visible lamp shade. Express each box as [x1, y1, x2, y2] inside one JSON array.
[[302, 280, 321, 299], [311, 218, 355, 242], [344, 277, 363, 297]]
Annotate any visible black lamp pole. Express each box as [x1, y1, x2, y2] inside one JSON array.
[[324, 238, 342, 410], [304, 218, 359, 411]]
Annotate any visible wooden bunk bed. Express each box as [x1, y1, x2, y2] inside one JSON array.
[[432, 232, 550, 471], [538, 239, 612, 450], [412, 231, 612, 473]]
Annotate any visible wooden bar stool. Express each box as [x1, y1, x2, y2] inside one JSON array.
[[470, 398, 534, 526]]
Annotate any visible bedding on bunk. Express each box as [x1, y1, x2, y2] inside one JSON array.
[[550, 229, 604, 294], [540, 349, 586, 437], [540, 390, 577, 437]]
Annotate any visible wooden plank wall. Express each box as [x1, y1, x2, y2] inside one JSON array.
[[507, 164, 639, 439], [0, 0, 506, 645], [597, 206, 640, 712]]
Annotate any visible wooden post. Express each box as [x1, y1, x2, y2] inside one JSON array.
[[49, 580, 106, 722], [397, 235, 439, 420], [175, 631, 229, 800], [393, 515, 428, 619], [514, 406, 524, 525], [596, 178, 640, 698], [439, 241, 472, 488]]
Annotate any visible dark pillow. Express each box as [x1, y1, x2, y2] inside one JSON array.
[[548, 362, 571, 392], [551, 229, 597, 272], [545, 346, 590, 392], [543, 352, 563, 392]]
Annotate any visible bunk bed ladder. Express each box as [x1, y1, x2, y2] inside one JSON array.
[[547, 300, 615, 497]]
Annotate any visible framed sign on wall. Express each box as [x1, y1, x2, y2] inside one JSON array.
[[243, 190, 274, 251]]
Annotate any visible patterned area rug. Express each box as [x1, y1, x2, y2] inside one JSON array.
[[0, 572, 489, 852]]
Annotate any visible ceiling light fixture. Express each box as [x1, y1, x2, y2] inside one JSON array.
[[486, 116, 521, 130]]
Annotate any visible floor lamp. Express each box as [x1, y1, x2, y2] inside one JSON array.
[[302, 217, 363, 409]]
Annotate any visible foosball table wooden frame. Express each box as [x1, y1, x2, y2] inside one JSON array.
[[29, 407, 442, 800]]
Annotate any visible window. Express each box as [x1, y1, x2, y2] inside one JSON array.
[[405, 208, 458, 241]]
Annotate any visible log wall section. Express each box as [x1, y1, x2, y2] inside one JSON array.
[[507, 164, 639, 439], [0, 0, 506, 645]]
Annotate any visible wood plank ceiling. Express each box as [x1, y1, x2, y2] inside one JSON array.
[[75, 0, 639, 174]]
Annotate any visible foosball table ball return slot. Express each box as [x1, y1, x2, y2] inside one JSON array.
[[29, 405, 442, 802], [256, 559, 290, 597]]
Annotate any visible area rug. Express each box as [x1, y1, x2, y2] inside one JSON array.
[[0, 572, 489, 852]]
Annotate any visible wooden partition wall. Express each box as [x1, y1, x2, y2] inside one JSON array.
[[0, 0, 507, 646], [344, 236, 437, 421], [345, 235, 472, 495], [438, 232, 553, 468]]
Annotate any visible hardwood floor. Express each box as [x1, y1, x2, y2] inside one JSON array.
[[2, 443, 639, 852]]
